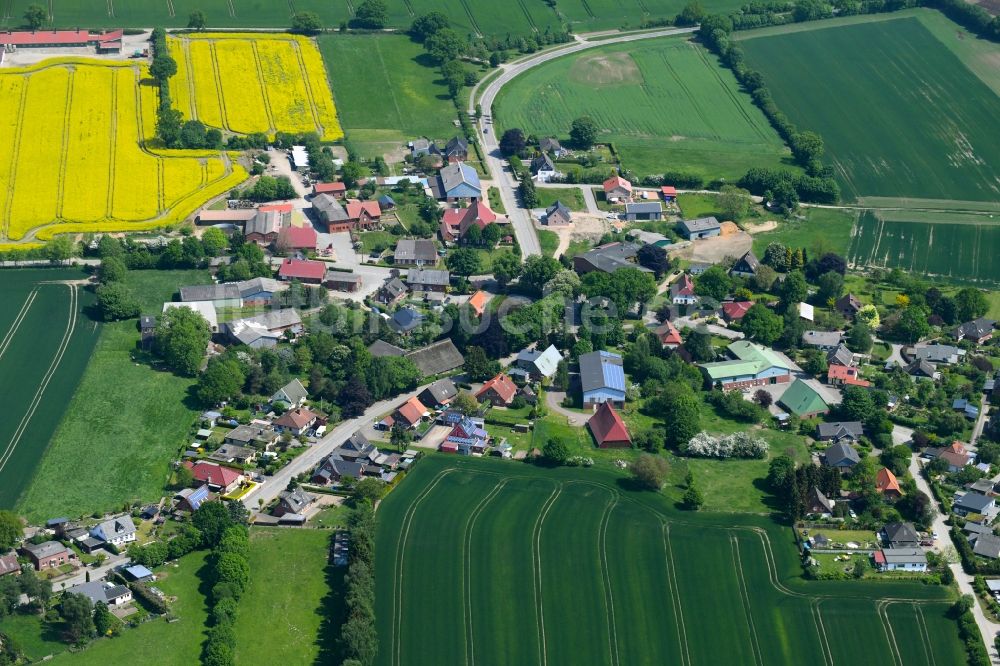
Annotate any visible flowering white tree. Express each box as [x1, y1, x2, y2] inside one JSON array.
[[682, 431, 769, 459]]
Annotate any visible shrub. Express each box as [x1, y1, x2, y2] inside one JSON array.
[[682, 431, 769, 459]]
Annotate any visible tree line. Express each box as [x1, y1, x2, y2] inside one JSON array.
[[338, 502, 378, 665]]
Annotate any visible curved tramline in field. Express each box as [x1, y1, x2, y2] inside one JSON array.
[[376, 456, 971, 666], [167, 33, 343, 141], [0, 58, 246, 243]]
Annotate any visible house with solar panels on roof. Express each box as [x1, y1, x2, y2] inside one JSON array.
[[579, 350, 626, 409]]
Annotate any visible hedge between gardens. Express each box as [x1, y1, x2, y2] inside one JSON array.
[[338, 502, 378, 666]]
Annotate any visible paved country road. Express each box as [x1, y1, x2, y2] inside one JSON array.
[[470, 27, 698, 259]]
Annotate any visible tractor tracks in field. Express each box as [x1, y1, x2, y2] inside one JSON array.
[[811, 600, 835, 666], [462, 478, 510, 666], [0, 284, 77, 474], [598, 495, 621, 666], [3, 76, 29, 240], [531, 482, 562, 666], [661, 522, 692, 666], [54, 68, 74, 221], [0, 289, 38, 361], [730, 534, 765, 666]]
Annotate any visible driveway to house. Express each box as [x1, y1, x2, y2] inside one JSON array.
[[56, 551, 131, 591], [243, 381, 435, 510], [671, 316, 745, 340], [545, 391, 589, 426], [472, 26, 698, 260], [909, 453, 1000, 661], [972, 394, 990, 445]]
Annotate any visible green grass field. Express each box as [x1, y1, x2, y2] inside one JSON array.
[[494, 36, 793, 181], [16, 269, 210, 521], [376, 455, 967, 666], [319, 35, 458, 159], [0, 268, 100, 509], [233, 528, 340, 664], [740, 16, 1000, 205], [536, 186, 586, 211], [848, 209, 1000, 284], [752, 208, 857, 258], [537, 229, 559, 257]]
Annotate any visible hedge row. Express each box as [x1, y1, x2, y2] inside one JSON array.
[[201, 525, 251, 666], [339, 502, 377, 666]]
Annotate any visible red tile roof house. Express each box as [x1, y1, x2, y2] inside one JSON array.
[[393, 396, 429, 429], [655, 320, 682, 348], [827, 364, 871, 387], [603, 175, 633, 202], [475, 373, 518, 407], [346, 199, 382, 227], [587, 402, 632, 448], [439, 202, 497, 243], [278, 258, 326, 284], [183, 461, 245, 494], [314, 181, 346, 198], [273, 407, 319, 436], [721, 301, 753, 322], [277, 225, 318, 252], [0, 552, 20, 577]]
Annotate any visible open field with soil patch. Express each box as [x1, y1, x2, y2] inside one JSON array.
[[0, 268, 99, 509], [376, 455, 966, 666], [740, 15, 1000, 205], [494, 35, 793, 181]]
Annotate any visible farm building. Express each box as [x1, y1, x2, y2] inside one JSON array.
[[395, 239, 438, 266], [179, 283, 242, 308], [277, 225, 318, 252], [699, 341, 791, 391], [678, 217, 721, 240], [323, 271, 363, 292], [278, 258, 326, 284], [579, 350, 626, 408], [624, 201, 663, 221], [162, 301, 219, 332], [246, 204, 293, 245], [544, 201, 572, 226], [626, 229, 670, 247], [291, 146, 310, 172], [222, 309, 302, 348], [434, 163, 481, 201], [777, 379, 829, 418], [0, 29, 123, 52], [196, 209, 257, 225], [587, 402, 632, 448], [314, 182, 347, 198], [407, 268, 450, 292], [312, 194, 350, 228], [603, 176, 632, 201], [573, 242, 650, 275], [405, 339, 465, 376], [237, 278, 286, 306]]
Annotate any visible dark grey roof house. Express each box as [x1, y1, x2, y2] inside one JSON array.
[[816, 421, 864, 442], [394, 239, 438, 266], [573, 242, 651, 275], [882, 522, 920, 548], [729, 251, 760, 277], [420, 378, 458, 407], [823, 441, 860, 473], [368, 340, 406, 357], [545, 201, 572, 226], [827, 344, 854, 367], [624, 201, 663, 221]]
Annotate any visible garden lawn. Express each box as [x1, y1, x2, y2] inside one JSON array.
[[318, 35, 457, 159], [47, 550, 209, 666], [233, 528, 338, 665], [678, 193, 723, 219], [0, 613, 65, 661], [536, 187, 586, 211], [537, 229, 559, 257], [16, 269, 211, 521], [494, 35, 792, 181]]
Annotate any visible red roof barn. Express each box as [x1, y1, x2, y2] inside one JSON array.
[[314, 182, 346, 197], [587, 402, 631, 448], [278, 258, 326, 283], [278, 225, 317, 251]]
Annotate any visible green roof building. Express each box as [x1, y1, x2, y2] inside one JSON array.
[[699, 341, 792, 390], [778, 379, 829, 418]]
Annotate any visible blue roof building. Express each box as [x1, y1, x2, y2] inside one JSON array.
[[434, 162, 482, 200], [579, 350, 626, 408]]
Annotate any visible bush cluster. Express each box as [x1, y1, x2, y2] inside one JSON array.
[[340, 502, 378, 665], [683, 431, 769, 459], [202, 524, 251, 666]]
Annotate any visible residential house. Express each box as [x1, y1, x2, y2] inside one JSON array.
[[476, 373, 518, 407], [23, 541, 75, 571], [539, 137, 565, 157], [443, 416, 489, 455], [531, 154, 558, 183], [580, 350, 626, 408], [827, 364, 871, 387], [224, 424, 279, 450], [544, 201, 572, 226], [0, 552, 19, 578], [394, 239, 439, 266], [277, 225, 318, 252], [689, 262, 712, 275], [778, 379, 829, 418], [511, 344, 562, 381], [699, 341, 792, 391], [587, 402, 632, 448], [185, 461, 245, 494], [222, 308, 303, 348], [376, 277, 408, 306], [827, 344, 854, 368], [419, 378, 458, 408], [910, 344, 965, 365], [954, 492, 997, 521], [389, 307, 424, 335], [678, 217, 721, 240], [442, 137, 469, 163], [312, 455, 366, 485], [66, 581, 133, 607], [273, 407, 319, 436], [876, 468, 902, 499], [816, 421, 863, 443], [393, 396, 429, 429], [405, 339, 464, 376], [312, 194, 351, 228], [905, 359, 940, 381], [344, 199, 382, 228], [654, 320, 682, 349], [208, 443, 258, 465], [806, 487, 835, 516], [721, 301, 753, 322], [660, 185, 677, 202], [378, 194, 396, 210], [953, 398, 980, 420], [974, 534, 1000, 559], [313, 181, 346, 198], [624, 201, 663, 221], [162, 301, 219, 333], [237, 277, 286, 306], [573, 242, 651, 275], [671, 274, 699, 306], [874, 548, 927, 572], [802, 330, 844, 351], [729, 251, 760, 278], [274, 488, 313, 517], [926, 441, 972, 472], [336, 432, 378, 463], [272, 379, 308, 408], [407, 268, 450, 293], [90, 515, 136, 548], [174, 485, 212, 513], [179, 283, 242, 309], [602, 175, 632, 202], [440, 202, 497, 243], [323, 271, 363, 293], [953, 318, 995, 344], [434, 162, 481, 201], [278, 258, 326, 284], [823, 441, 861, 475], [835, 293, 863, 319], [882, 522, 920, 548], [468, 290, 488, 317]]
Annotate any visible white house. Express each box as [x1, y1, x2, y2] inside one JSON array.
[[89, 515, 136, 547], [875, 548, 927, 572]]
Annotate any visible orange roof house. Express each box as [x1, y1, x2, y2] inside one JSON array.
[[587, 402, 632, 448], [875, 467, 902, 498], [393, 396, 428, 429], [475, 373, 518, 406], [655, 320, 682, 348], [827, 364, 871, 387], [603, 175, 632, 200], [468, 290, 488, 317]]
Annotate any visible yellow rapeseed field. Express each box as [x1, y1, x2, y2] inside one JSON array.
[[169, 33, 343, 141], [0, 59, 247, 242]]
